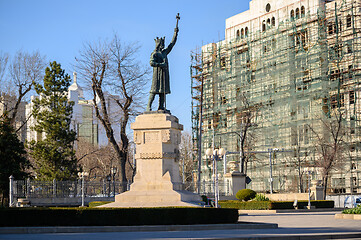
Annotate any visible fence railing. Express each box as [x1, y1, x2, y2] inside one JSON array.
[[9, 177, 232, 207], [11, 178, 132, 199]]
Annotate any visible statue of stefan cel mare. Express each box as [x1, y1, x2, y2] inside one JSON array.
[[147, 13, 180, 112], [101, 13, 202, 208]]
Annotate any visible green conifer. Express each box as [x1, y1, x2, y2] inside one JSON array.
[[28, 61, 77, 180], [0, 114, 29, 202]]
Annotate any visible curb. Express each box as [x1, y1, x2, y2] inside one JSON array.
[[335, 213, 361, 220], [0, 222, 278, 234], [217, 232, 361, 240], [239, 208, 343, 214]]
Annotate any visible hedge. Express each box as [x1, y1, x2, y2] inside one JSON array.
[[219, 200, 334, 210], [219, 200, 271, 210], [89, 201, 112, 207], [0, 207, 239, 227]]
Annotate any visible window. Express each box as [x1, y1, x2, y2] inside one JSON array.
[[346, 40, 353, 53], [241, 28, 244, 39], [330, 93, 345, 108], [291, 127, 298, 146], [220, 56, 226, 69], [272, 17, 275, 26], [296, 8, 300, 19], [291, 10, 295, 19], [266, 3, 271, 12], [245, 27, 248, 37], [350, 90, 355, 104], [352, 163, 357, 170], [347, 14, 352, 28], [221, 95, 227, 105], [262, 20, 266, 32], [236, 29, 240, 39], [349, 65, 353, 79], [301, 6, 305, 17], [328, 22, 334, 35]]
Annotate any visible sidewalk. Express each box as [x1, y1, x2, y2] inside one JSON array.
[[0, 211, 361, 239]]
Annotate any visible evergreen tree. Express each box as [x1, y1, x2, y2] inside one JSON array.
[[28, 61, 77, 180], [0, 114, 29, 205]]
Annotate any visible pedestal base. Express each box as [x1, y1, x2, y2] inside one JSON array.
[[101, 112, 202, 208], [224, 171, 246, 197], [103, 190, 201, 208]]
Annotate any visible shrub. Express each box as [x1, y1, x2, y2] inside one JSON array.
[[236, 189, 257, 201], [343, 205, 361, 214], [0, 207, 239, 227], [253, 194, 270, 201]]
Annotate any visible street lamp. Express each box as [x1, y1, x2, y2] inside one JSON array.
[[305, 167, 313, 209], [78, 171, 89, 207], [205, 147, 226, 208], [106, 174, 111, 197], [111, 167, 117, 197], [268, 148, 280, 194]]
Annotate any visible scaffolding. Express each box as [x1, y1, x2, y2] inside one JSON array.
[[191, 0, 361, 193]]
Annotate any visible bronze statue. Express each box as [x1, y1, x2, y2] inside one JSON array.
[[147, 13, 180, 111]]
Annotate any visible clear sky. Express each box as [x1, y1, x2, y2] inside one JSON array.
[[0, 0, 250, 131]]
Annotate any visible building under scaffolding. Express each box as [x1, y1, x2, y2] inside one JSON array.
[[191, 0, 361, 194]]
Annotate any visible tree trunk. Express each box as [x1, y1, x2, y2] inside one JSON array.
[[323, 174, 328, 200]]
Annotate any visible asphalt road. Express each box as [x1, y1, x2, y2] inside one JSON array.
[[0, 211, 361, 239]]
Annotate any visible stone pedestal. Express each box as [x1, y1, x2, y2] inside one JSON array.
[[102, 112, 202, 208], [310, 180, 324, 200], [224, 171, 246, 196]]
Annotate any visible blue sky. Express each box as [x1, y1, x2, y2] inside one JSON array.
[[0, 0, 250, 131]]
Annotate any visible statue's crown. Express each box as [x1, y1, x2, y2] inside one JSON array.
[[154, 37, 165, 45]]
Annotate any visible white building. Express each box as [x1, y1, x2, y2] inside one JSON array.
[[26, 72, 121, 147]]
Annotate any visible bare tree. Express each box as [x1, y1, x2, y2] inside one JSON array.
[[179, 131, 195, 187], [282, 145, 310, 193], [76, 140, 135, 182], [237, 92, 259, 175], [76, 35, 148, 192], [309, 109, 346, 199], [0, 52, 9, 85], [76, 140, 115, 180], [0, 51, 45, 128]]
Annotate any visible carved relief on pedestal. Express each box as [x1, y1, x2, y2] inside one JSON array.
[[144, 131, 160, 143], [134, 131, 142, 144], [139, 152, 177, 159], [161, 130, 171, 143]]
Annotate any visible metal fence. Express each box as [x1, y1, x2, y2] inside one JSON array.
[[9, 177, 232, 207], [198, 180, 232, 197], [9, 177, 132, 207], [11, 179, 132, 199]]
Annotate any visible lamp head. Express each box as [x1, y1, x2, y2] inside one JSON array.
[[205, 148, 212, 157]]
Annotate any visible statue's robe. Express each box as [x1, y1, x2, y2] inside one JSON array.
[[149, 30, 178, 94]]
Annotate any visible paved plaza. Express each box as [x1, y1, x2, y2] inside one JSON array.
[[1, 211, 361, 239]]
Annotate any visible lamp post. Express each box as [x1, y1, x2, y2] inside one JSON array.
[[78, 171, 89, 207], [111, 167, 117, 197], [205, 147, 226, 208], [268, 148, 280, 194], [305, 168, 313, 209], [106, 174, 111, 197]]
